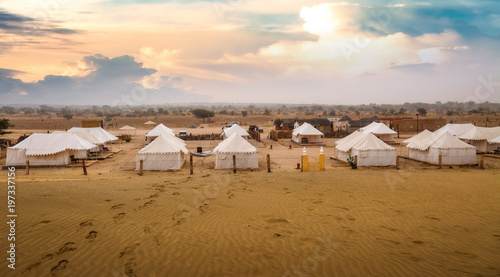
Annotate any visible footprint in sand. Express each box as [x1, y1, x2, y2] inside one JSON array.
[[147, 194, 159, 199], [42, 253, 54, 261], [104, 199, 113, 202], [39, 220, 51, 224], [199, 204, 209, 213], [119, 243, 140, 258], [266, 218, 289, 224], [124, 258, 137, 277], [140, 200, 155, 209], [172, 192, 180, 195], [114, 213, 126, 222], [50, 260, 68, 276], [79, 220, 94, 227], [56, 242, 77, 255], [86, 231, 98, 241], [23, 262, 41, 273], [424, 216, 441, 221], [111, 204, 125, 210]]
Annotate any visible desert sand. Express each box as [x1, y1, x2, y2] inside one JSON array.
[[1, 126, 499, 277]]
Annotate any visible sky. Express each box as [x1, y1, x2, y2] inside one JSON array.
[[0, 0, 500, 105]]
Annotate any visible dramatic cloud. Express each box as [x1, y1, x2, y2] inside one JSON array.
[[0, 55, 211, 105], [1, 1, 500, 104]]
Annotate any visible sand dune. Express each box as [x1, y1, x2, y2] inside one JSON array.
[[1, 169, 499, 277]]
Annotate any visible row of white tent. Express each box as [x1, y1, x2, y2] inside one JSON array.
[[136, 132, 259, 171], [6, 127, 118, 166]]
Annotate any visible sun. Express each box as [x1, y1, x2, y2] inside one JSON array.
[[300, 4, 340, 37]]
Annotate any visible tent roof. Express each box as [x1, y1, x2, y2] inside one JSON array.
[[336, 132, 394, 152], [458, 126, 500, 141], [408, 131, 475, 151], [120, 125, 136, 130], [9, 133, 98, 156], [146, 123, 175, 137], [360, 122, 397, 135], [213, 133, 259, 154], [68, 127, 118, 145], [335, 130, 362, 146], [223, 124, 250, 137], [293, 122, 324, 136], [488, 135, 500, 144], [137, 133, 188, 154], [144, 121, 156, 125], [402, 129, 433, 145], [433, 123, 475, 136]]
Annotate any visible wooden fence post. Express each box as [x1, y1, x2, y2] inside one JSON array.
[[25, 160, 29, 175], [480, 155, 484, 169], [83, 160, 88, 175], [190, 154, 193, 174], [396, 157, 399, 170], [438, 155, 442, 169], [354, 155, 358, 165], [233, 155, 236, 174], [267, 154, 271, 173]]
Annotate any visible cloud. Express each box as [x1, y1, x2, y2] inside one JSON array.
[[0, 54, 212, 105]]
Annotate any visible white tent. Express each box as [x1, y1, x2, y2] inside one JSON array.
[[407, 132, 476, 165], [144, 121, 156, 125], [458, 126, 500, 153], [222, 124, 250, 139], [360, 122, 397, 142], [292, 122, 324, 144], [68, 127, 118, 147], [335, 132, 396, 166], [334, 130, 363, 146], [145, 123, 175, 142], [433, 123, 475, 136], [213, 133, 259, 169], [119, 125, 136, 135], [6, 133, 97, 166], [488, 135, 500, 144], [136, 134, 188, 170], [402, 129, 433, 145]]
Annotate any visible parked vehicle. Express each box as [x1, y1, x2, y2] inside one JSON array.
[[189, 125, 197, 128], [249, 125, 259, 132], [179, 131, 187, 138]]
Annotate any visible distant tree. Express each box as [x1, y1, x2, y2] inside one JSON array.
[[191, 109, 214, 123], [328, 110, 336, 116], [0, 118, 13, 135], [23, 107, 34, 115], [389, 108, 396, 114], [242, 110, 248, 117], [1, 106, 16, 114], [417, 108, 427, 116], [397, 108, 406, 115], [105, 115, 112, 122], [264, 108, 271, 115], [446, 110, 454, 116], [95, 111, 104, 117], [322, 111, 327, 116], [58, 108, 74, 120], [219, 110, 228, 115]]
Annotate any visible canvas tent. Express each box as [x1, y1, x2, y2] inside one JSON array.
[[407, 132, 476, 165], [119, 125, 136, 135], [145, 123, 175, 143], [292, 122, 324, 144], [402, 129, 433, 145], [433, 123, 475, 137], [458, 126, 500, 153], [68, 127, 118, 148], [6, 133, 97, 166], [489, 135, 500, 144], [222, 124, 250, 139], [144, 121, 156, 126], [335, 132, 396, 166], [360, 122, 397, 142], [213, 133, 259, 169], [334, 130, 363, 146], [136, 134, 188, 170]]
